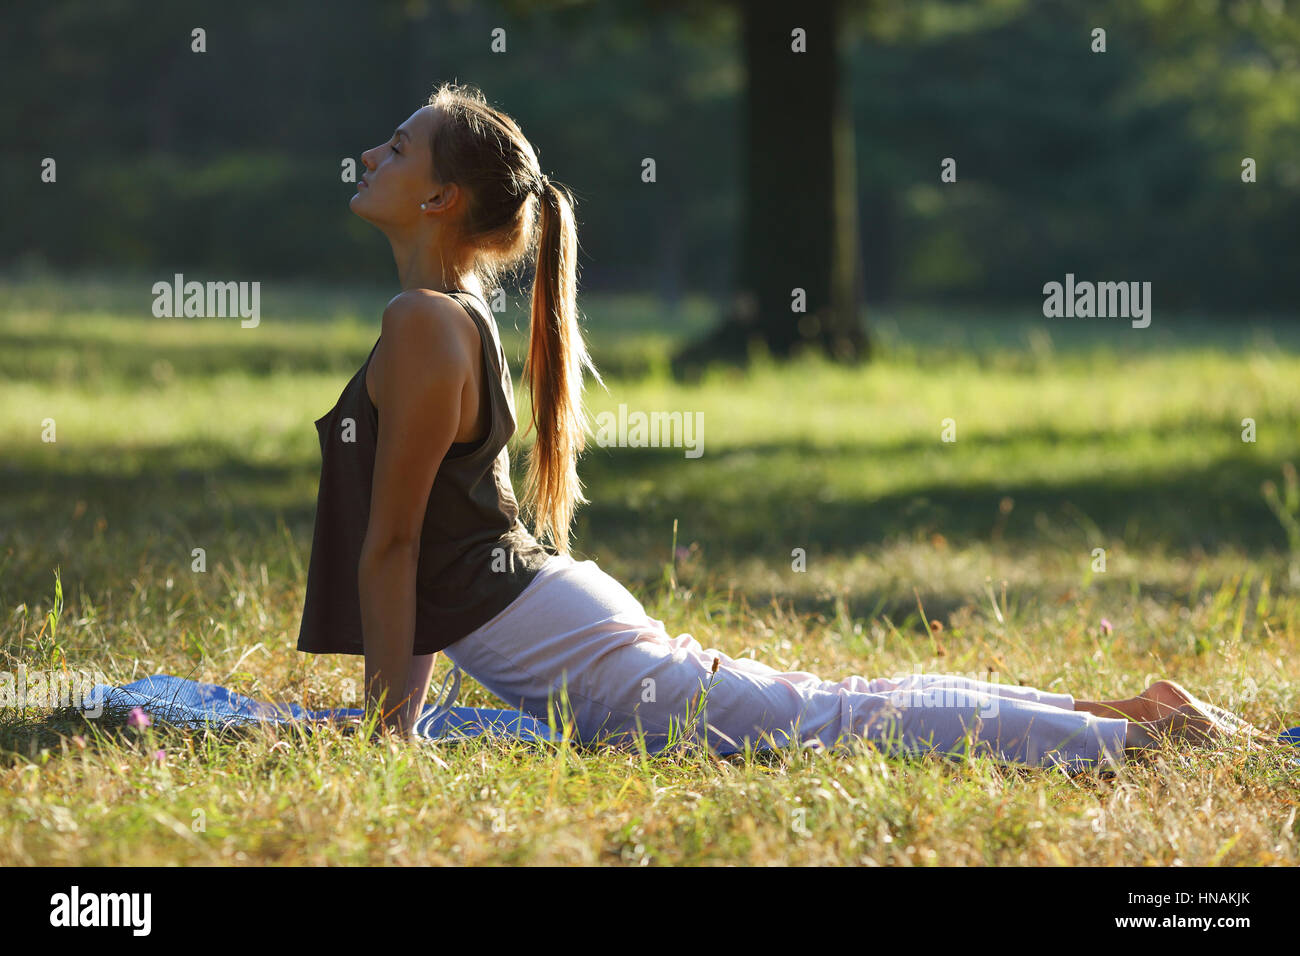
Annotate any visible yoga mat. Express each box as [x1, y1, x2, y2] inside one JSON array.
[[77, 673, 559, 744]]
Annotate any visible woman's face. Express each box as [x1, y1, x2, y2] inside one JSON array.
[[351, 105, 456, 229]]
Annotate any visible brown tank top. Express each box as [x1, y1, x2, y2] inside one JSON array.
[[296, 289, 555, 657]]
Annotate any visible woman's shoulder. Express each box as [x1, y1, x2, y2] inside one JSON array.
[[383, 288, 474, 325], [379, 290, 480, 365]]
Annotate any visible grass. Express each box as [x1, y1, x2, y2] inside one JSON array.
[[2, 268, 1300, 865]]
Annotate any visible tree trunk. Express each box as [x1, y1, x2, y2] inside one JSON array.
[[861, 187, 895, 304], [674, 0, 869, 374]]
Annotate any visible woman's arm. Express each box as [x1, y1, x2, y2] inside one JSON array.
[[359, 291, 473, 737]]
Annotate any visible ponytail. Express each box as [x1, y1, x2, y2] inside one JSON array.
[[422, 82, 601, 552], [521, 178, 602, 554]]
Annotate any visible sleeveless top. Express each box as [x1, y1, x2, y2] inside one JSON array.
[[296, 289, 555, 657]]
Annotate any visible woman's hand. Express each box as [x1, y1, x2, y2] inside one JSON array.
[[339, 715, 415, 744]]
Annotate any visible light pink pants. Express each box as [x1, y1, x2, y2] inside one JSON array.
[[443, 553, 1129, 773]]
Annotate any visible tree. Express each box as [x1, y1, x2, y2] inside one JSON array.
[[673, 0, 870, 375]]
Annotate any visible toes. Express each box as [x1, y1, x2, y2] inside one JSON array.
[[1201, 701, 1256, 734]]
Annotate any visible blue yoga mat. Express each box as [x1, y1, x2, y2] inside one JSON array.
[[77, 672, 559, 743]]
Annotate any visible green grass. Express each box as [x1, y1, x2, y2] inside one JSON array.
[[2, 269, 1300, 865]]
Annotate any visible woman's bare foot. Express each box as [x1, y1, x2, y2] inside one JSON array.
[[1139, 679, 1276, 745], [1124, 702, 1231, 759]]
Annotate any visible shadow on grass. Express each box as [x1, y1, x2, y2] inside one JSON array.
[[576, 437, 1298, 557], [2, 423, 1296, 598]]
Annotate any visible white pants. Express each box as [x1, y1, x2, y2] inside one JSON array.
[[443, 553, 1129, 773]]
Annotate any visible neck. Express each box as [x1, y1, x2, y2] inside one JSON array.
[[385, 227, 481, 299]]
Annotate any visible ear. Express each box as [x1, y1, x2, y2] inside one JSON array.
[[424, 181, 460, 213]]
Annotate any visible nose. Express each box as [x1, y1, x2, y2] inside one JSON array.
[[360, 147, 378, 170]]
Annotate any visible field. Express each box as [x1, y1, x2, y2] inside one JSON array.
[[2, 270, 1300, 865]]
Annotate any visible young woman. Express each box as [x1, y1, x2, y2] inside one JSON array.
[[296, 82, 1274, 773]]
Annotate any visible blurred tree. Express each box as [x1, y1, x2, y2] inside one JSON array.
[[496, 0, 870, 371], [673, 0, 871, 373]]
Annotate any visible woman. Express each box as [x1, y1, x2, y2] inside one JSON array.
[[296, 82, 1273, 773]]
